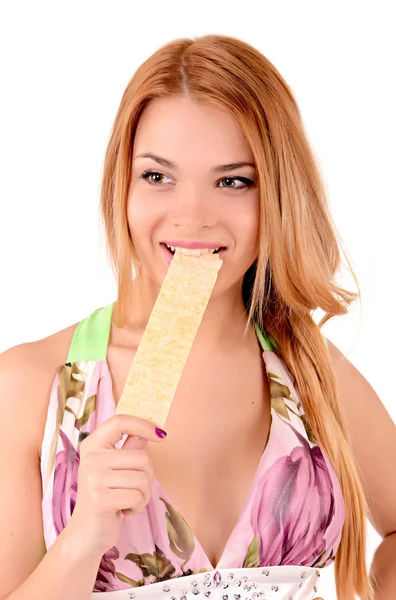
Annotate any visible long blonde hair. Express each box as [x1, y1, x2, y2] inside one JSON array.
[[100, 34, 377, 600]]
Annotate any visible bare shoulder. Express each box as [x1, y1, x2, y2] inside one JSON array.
[[324, 336, 396, 539], [1, 320, 80, 365], [325, 338, 345, 362], [0, 320, 83, 596], [0, 319, 80, 456]]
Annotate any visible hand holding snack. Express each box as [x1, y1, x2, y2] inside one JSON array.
[[67, 414, 167, 557]]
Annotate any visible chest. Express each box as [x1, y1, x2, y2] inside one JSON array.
[[107, 342, 272, 568]]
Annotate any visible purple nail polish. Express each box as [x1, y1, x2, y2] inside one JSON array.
[[155, 427, 167, 438]]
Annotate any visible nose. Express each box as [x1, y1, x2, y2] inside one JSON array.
[[170, 186, 218, 230]]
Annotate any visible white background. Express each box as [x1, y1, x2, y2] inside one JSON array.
[[0, 1, 395, 597]]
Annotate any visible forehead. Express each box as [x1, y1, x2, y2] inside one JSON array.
[[133, 96, 254, 167]]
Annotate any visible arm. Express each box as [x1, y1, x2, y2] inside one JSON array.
[[6, 527, 104, 600], [369, 530, 396, 600], [0, 345, 103, 600], [327, 339, 396, 599]]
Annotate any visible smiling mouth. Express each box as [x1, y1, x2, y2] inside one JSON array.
[[160, 243, 226, 256]]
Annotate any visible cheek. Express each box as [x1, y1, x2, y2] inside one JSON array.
[[127, 195, 158, 243], [127, 195, 145, 227], [231, 201, 260, 249]]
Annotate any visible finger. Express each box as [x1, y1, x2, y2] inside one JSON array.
[[104, 469, 152, 489], [82, 414, 166, 450], [122, 435, 149, 451], [101, 448, 153, 472], [106, 488, 147, 512]]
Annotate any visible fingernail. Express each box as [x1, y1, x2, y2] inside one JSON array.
[[155, 427, 167, 438]]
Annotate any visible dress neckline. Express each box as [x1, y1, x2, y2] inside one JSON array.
[[103, 366, 275, 571]]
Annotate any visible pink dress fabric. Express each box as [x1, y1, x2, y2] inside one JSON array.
[[39, 303, 345, 599]]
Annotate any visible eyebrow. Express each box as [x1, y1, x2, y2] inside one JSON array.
[[134, 153, 256, 173]]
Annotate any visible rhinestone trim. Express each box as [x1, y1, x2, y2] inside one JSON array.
[[131, 566, 320, 598]]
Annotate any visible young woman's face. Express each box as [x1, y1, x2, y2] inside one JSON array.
[[127, 96, 260, 298]]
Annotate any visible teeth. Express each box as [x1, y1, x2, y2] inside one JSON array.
[[180, 247, 212, 256], [165, 244, 221, 257], [181, 247, 212, 256]]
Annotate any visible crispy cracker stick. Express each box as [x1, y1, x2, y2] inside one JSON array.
[[116, 249, 223, 428]]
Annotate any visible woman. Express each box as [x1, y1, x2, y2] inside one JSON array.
[[1, 34, 395, 600]]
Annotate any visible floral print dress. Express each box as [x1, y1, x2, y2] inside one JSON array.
[[40, 302, 345, 599]]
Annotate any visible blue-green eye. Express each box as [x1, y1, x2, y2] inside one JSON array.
[[139, 169, 254, 189]]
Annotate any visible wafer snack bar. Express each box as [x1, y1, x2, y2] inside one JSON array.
[[115, 248, 223, 428]]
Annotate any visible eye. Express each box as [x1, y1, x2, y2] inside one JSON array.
[[218, 176, 254, 189], [139, 170, 172, 186]]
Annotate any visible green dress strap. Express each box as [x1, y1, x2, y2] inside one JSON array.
[[254, 322, 278, 352], [66, 301, 115, 363]]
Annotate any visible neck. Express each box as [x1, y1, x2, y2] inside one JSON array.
[[123, 268, 255, 351]]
